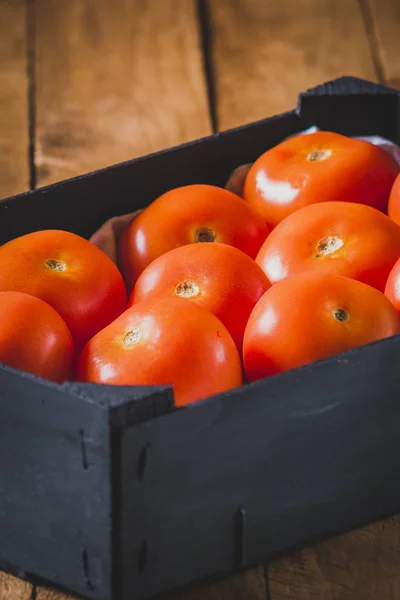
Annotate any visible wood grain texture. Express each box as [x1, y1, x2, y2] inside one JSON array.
[[34, 0, 211, 187], [268, 515, 400, 599], [0, 0, 29, 199], [0, 572, 32, 600], [368, 0, 400, 88], [210, 0, 377, 130], [36, 587, 75, 600]]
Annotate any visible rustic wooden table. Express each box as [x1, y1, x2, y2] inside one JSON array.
[[1, 0, 400, 598]]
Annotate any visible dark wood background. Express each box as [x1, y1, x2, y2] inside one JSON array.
[[1, 0, 400, 598]]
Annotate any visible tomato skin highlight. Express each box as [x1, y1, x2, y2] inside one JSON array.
[[388, 172, 400, 227], [243, 272, 400, 382], [0, 230, 127, 350], [0, 291, 74, 382], [384, 256, 400, 314], [77, 297, 243, 407], [130, 242, 271, 350], [118, 184, 269, 290], [255, 201, 400, 292], [244, 131, 400, 229]]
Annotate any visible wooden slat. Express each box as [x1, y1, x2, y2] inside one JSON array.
[[0, 0, 29, 198], [209, 0, 377, 130], [34, 0, 211, 187], [368, 0, 400, 88], [0, 572, 32, 600], [268, 516, 400, 599]]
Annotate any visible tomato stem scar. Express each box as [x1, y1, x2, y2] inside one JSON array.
[[123, 328, 142, 346], [194, 228, 216, 243], [315, 236, 344, 258], [306, 149, 332, 162], [45, 259, 66, 272], [175, 280, 200, 298], [333, 308, 349, 322]]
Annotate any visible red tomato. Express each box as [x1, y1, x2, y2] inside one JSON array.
[[118, 184, 269, 290], [0, 291, 74, 382], [385, 256, 400, 313], [388, 172, 400, 226], [244, 131, 399, 228], [244, 272, 400, 381], [0, 230, 127, 349], [130, 243, 271, 350], [256, 201, 400, 292], [77, 297, 243, 407]]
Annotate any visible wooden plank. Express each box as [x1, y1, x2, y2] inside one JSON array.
[[0, 0, 29, 198], [0, 572, 32, 600], [34, 0, 211, 187], [368, 0, 400, 88], [268, 516, 400, 599], [209, 0, 377, 130]]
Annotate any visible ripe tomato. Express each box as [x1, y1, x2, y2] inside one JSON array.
[[244, 131, 399, 228], [0, 291, 74, 382], [388, 172, 400, 226], [0, 230, 127, 349], [244, 272, 400, 381], [77, 297, 243, 407], [118, 184, 269, 290], [384, 256, 400, 313], [256, 201, 400, 292], [129, 243, 271, 350]]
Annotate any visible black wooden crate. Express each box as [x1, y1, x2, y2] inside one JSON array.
[[1, 76, 400, 600]]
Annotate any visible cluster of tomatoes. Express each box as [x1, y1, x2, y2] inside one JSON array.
[[2, 130, 400, 407]]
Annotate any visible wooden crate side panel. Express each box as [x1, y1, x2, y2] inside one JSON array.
[[119, 334, 400, 599], [0, 369, 112, 600]]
